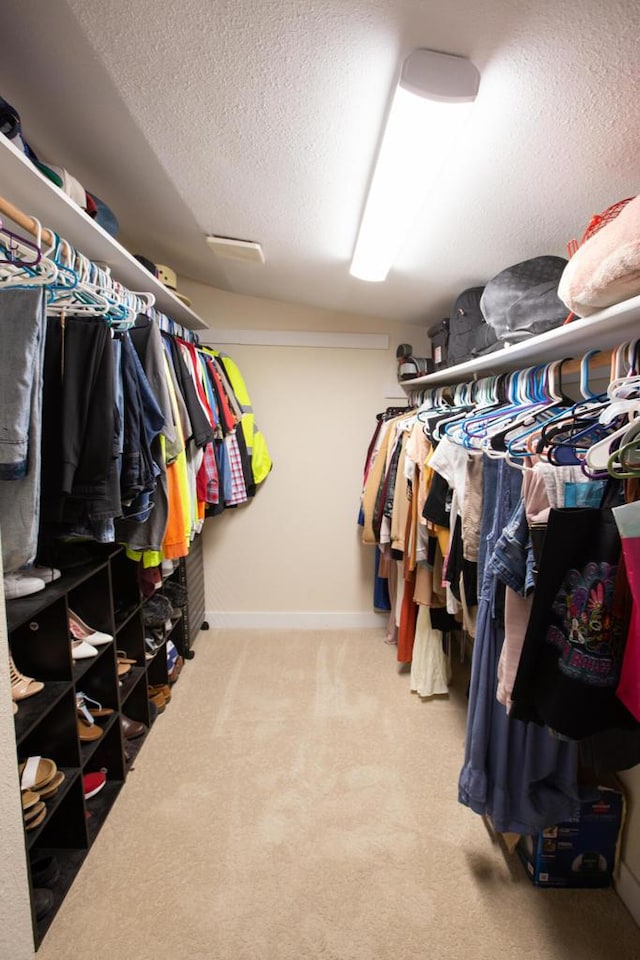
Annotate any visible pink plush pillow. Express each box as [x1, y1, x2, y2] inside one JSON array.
[[558, 195, 640, 317]]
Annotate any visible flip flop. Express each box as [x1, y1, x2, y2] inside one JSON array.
[[24, 800, 46, 822], [78, 719, 103, 742], [25, 805, 47, 831], [116, 651, 137, 664], [37, 770, 65, 800], [19, 756, 57, 792], [21, 789, 41, 811]]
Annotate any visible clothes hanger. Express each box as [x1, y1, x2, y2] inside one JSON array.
[[493, 361, 573, 458], [508, 351, 611, 465], [459, 366, 550, 452], [582, 341, 640, 475], [0, 217, 58, 288], [440, 375, 502, 448], [606, 418, 640, 478], [0, 218, 41, 269]]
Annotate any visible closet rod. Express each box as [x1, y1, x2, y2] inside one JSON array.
[[0, 193, 55, 247], [560, 350, 612, 377]]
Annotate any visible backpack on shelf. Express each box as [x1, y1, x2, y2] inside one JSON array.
[[427, 318, 449, 370], [396, 344, 434, 381], [447, 286, 499, 366], [480, 255, 569, 344]]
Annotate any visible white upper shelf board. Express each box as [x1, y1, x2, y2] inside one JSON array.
[[401, 296, 640, 390], [0, 134, 207, 330]]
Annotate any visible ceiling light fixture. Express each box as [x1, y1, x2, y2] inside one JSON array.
[[350, 49, 480, 283]]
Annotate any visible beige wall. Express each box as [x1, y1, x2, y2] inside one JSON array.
[[180, 280, 426, 625]]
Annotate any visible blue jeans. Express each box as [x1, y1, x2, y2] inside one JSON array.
[[489, 497, 536, 596], [0, 289, 46, 571]]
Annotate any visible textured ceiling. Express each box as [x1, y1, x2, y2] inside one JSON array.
[[1, 0, 639, 324]]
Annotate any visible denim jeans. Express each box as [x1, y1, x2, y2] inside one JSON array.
[[0, 289, 45, 571], [489, 497, 536, 596]]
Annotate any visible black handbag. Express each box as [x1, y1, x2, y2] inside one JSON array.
[[480, 256, 569, 344]]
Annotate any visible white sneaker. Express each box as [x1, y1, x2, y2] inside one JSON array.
[[3, 573, 46, 600], [29, 565, 62, 584]]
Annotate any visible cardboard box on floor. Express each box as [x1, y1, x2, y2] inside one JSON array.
[[517, 781, 625, 888]]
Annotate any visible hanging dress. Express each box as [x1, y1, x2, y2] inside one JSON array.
[[458, 457, 581, 834]]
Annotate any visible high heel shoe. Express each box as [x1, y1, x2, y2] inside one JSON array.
[[9, 654, 44, 702], [71, 639, 98, 660], [68, 610, 113, 647]]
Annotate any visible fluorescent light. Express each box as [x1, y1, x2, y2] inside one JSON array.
[[350, 49, 480, 283]]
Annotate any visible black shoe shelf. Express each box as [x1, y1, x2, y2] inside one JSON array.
[[7, 546, 185, 949]]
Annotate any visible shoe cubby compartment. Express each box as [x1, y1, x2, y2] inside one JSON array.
[[33, 776, 88, 851], [72, 640, 116, 686], [146, 646, 169, 687], [25, 770, 83, 851], [115, 612, 145, 663], [30, 847, 87, 944], [110, 552, 142, 629], [18, 690, 81, 769], [85, 777, 123, 846], [14, 680, 71, 743], [75, 655, 120, 715], [10, 598, 72, 682], [168, 608, 187, 659], [121, 674, 151, 728], [67, 565, 114, 638], [118, 661, 145, 700], [79, 712, 122, 767]]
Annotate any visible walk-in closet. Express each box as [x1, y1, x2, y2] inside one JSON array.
[[2, 3, 640, 959]]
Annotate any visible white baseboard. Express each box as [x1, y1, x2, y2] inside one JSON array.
[[205, 610, 387, 630], [616, 860, 640, 927]]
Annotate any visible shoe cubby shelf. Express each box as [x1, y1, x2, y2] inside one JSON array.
[[5, 547, 172, 949], [7, 539, 206, 948]]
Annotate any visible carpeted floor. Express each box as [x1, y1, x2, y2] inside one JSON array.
[[38, 629, 640, 960]]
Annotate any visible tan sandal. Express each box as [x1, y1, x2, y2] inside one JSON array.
[[9, 654, 44, 702], [116, 651, 137, 664], [78, 718, 103, 742], [19, 756, 57, 792], [25, 805, 47, 831], [21, 789, 41, 811], [38, 770, 66, 800]]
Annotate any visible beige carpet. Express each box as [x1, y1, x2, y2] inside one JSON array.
[[38, 629, 640, 960]]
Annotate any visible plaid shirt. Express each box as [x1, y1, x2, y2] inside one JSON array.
[[197, 440, 219, 504], [225, 432, 248, 505]]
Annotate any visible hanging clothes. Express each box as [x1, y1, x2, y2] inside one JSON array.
[[0, 288, 46, 572], [457, 457, 581, 834]]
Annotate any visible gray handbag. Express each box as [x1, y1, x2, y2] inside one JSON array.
[[480, 256, 569, 344]]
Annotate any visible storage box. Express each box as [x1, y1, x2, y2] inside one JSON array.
[[517, 783, 624, 888]]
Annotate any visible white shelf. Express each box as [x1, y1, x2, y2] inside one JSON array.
[[0, 134, 208, 331], [401, 295, 640, 391]]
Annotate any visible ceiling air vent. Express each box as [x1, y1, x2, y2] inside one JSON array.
[[205, 235, 265, 264]]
